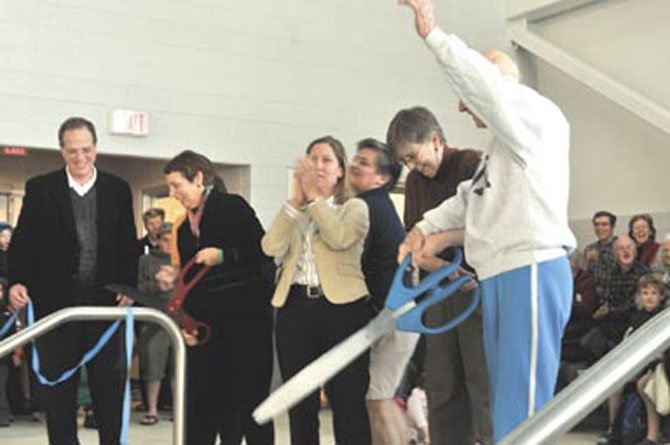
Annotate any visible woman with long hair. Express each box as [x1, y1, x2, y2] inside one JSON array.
[[159, 150, 274, 445], [262, 136, 373, 444]]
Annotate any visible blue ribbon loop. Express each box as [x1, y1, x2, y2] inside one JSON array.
[[121, 307, 134, 444], [26, 302, 134, 444], [0, 310, 19, 338]]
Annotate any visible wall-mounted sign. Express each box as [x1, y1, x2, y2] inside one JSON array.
[[2, 146, 28, 156], [109, 109, 149, 136]]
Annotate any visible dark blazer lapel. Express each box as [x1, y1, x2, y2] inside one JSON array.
[[52, 168, 78, 243], [96, 171, 112, 237]]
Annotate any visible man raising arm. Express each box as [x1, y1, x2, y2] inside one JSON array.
[[398, 0, 576, 441]]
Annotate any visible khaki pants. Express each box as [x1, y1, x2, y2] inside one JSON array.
[[424, 289, 492, 445]]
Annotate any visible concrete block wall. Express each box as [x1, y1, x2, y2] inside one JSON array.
[[0, 0, 509, 226]]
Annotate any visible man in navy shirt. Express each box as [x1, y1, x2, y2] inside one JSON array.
[[349, 138, 420, 444]]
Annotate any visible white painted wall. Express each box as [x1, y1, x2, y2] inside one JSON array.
[[505, 0, 670, 248], [0, 0, 509, 226], [536, 58, 670, 247], [6, 0, 666, 251], [531, 0, 670, 111]]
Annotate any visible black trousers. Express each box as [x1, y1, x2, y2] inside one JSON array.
[[276, 287, 372, 445], [0, 361, 9, 422], [186, 311, 274, 445], [36, 320, 125, 445]]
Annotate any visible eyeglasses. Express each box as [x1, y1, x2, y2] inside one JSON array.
[[400, 143, 431, 167]]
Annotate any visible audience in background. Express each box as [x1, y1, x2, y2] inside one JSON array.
[[0, 223, 11, 280], [137, 222, 174, 426], [633, 276, 668, 445], [600, 274, 665, 445], [593, 236, 649, 348], [584, 211, 618, 301], [629, 214, 660, 267], [138, 208, 166, 254], [0, 277, 10, 427], [561, 250, 598, 366], [651, 235, 670, 287]]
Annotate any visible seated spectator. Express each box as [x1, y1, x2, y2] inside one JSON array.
[[561, 250, 598, 364], [651, 235, 670, 286], [584, 211, 617, 300], [602, 274, 665, 445], [137, 223, 174, 426], [629, 214, 660, 267], [595, 236, 649, 344], [634, 275, 668, 445]]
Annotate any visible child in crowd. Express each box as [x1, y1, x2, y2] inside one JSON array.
[[601, 274, 666, 445], [632, 274, 668, 445]]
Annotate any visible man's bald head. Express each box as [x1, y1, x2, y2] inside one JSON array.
[[457, 49, 521, 129], [483, 49, 520, 82], [614, 235, 637, 270]]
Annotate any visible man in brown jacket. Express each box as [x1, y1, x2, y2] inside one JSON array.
[[387, 106, 492, 444]]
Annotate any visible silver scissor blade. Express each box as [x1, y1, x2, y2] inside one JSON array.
[[253, 303, 413, 424]]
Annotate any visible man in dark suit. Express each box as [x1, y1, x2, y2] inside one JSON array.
[[8, 116, 138, 444]]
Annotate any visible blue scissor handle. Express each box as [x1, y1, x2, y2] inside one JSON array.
[[386, 249, 480, 335], [398, 279, 480, 335]]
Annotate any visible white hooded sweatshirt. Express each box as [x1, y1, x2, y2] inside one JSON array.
[[416, 29, 576, 280]]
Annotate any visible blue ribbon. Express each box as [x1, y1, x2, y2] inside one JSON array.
[[120, 307, 133, 444], [0, 310, 19, 338], [27, 302, 134, 443]]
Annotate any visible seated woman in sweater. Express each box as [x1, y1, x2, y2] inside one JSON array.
[[629, 214, 660, 267], [262, 136, 373, 444]]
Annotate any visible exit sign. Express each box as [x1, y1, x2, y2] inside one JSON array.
[[2, 146, 27, 156], [109, 110, 149, 136]]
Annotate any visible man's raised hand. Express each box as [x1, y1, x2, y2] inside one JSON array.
[[398, 0, 436, 39]]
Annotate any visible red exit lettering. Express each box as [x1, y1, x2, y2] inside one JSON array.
[[2, 146, 28, 156]]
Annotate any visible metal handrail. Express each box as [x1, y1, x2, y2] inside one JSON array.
[[0, 307, 186, 445], [501, 306, 670, 444]]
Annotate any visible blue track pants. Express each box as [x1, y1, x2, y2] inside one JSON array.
[[480, 256, 572, 442]]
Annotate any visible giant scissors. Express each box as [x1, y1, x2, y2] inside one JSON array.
[[253, 248, 479, 424], [107, 257, 212, 344]]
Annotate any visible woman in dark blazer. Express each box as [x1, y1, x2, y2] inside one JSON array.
[[160, 150, 274, 445]]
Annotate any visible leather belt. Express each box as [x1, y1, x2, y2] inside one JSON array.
[[291, 284, 323, 299]]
